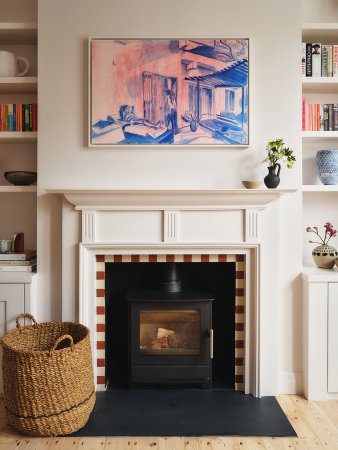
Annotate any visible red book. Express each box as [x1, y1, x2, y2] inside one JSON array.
[[32, 103, 37, 131]]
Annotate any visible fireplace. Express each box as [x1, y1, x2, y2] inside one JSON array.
[[57, 189, 290, 396], [126, 263, 214, 388]]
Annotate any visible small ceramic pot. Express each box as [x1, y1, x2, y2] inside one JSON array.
[[316, 150, 338, 185], [312, 244, 338, 269]]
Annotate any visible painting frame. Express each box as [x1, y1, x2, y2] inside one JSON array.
[[88, 37, 251, 148]]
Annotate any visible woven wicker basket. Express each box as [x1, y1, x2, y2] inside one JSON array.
[[1, 314, 96, 436]]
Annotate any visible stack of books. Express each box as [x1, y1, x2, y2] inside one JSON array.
[[0, 250, 37, 272], [0, 103, 37, 131], [302, 43, 338, 77], [302, 97, 338, 131]]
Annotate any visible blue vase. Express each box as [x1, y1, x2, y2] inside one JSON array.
[[316, 150, 338, 185]]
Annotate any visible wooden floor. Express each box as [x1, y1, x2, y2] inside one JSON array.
[[0, 395, 338, 449]]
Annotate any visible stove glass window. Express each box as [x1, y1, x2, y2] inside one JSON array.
[[139, 309, 201, 356]]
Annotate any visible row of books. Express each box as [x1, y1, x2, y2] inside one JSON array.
[[302, 43, 338, 77], [0, 103, 37, 132], [302, 98, 338, 131], [0, 250, 36, 272]]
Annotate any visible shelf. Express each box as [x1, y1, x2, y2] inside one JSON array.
[[0, 132, 37, 143], [303, 185, 338, 192], [0, 186, 36, 193], [302, 77, 338, 93], [302, 131, 338, 141], [0, 77, 37, 94], [302, 265, 338, 282], [0, 22, 37, 44], [302, 23, 338, 41]]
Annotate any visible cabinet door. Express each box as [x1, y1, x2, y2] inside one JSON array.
[[0, 284, 25, 395], [328, 283, 338, 393]]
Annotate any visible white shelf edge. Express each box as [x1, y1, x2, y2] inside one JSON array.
[[302, 77, 338, 84], [303, 185, 338, 192], [0, 22, 37, 44], [0, 186, 36, 193], [0, 132, 37, 143], [0, 22, 37, 30], [302, 23, 338, 31], [302, 131, 338, 138]]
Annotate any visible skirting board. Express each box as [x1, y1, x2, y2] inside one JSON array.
[[279, 371, 303, 395]]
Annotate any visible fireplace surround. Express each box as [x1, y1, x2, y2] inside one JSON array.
[[55, 189, 294, 397]]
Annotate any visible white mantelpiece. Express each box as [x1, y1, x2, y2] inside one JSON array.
[[54, 188, 295, 397]]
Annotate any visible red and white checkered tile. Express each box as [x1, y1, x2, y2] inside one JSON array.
[[95, 254, 245, 392]]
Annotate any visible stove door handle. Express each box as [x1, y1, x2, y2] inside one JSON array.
[[209, 328, 214, 359]]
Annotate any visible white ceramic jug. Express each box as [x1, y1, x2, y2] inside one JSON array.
[[0, 51, 29, 77]]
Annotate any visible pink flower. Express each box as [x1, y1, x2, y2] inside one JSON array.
[[306, 223, 337, 245]]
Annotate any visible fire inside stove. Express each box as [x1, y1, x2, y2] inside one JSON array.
[[139, 310, 201, 356]]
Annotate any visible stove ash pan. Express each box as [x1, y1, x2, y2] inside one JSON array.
[[126, 288, 214, 390]]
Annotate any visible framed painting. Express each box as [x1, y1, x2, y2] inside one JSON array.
[[89, 39, 249, 146]]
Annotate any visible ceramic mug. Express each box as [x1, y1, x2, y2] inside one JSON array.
[[0, 239, 13, 253], [0, 51, 29, 77]]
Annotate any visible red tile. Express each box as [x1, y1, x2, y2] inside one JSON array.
[[235, 288, 245, 297], [218, 255, 227, 262], [97, 341, 105, 350], [114, 255, 122, 262], [131, 255, 140, 262], [201, 255, 209, 262], [236, 254, 245, 262], [235, 323, 245, 331], [236, 271, 245, 279], [96, 306, 105, 315], [184, 255, 192, 262], [235, 357, 244, 366], [149, 255, 157, 262], [96, 289, 105, 297], [166, 255, 175, 262], [96, 323, 105, 332], [96, 271, 105, 280], [96, 255, 105, 262], [235, 340, 244, 348], [97, 358, 105, 367], [97, 376, 105, 385], [235, 374, 244, 383]]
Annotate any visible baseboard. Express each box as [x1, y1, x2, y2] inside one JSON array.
[[279, 371, 303, 394]]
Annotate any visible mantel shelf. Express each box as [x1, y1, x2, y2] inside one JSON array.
[[47, 189, 298, 210]]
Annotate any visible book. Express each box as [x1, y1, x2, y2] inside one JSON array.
[[0, 258, 36, 266], [301, 43, 306, 77], [334, 104, 338, 131], [306, 43, 312, 76], [312, 43, 321, 77], [328, 45, 333, 77], [0, 250, 36, 261], [322, 44, 328, 76], [329, 104, 334, 130], [334, 45, 338, 77], [323, 104, 329, 131], [0, 264, 36, 272]]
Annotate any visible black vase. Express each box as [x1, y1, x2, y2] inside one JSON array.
[[264, 163, 281, 189]]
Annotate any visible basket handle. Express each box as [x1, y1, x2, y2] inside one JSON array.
[[49, 334, 74, 356], [16, 313, 38, 332]]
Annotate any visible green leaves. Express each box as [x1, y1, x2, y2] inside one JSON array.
[[265, 138, 296, 169]]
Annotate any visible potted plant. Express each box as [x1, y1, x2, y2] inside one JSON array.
[[306, 222, 338, 268], [181, 110, 200, 132], [264, 138, 296, 188]]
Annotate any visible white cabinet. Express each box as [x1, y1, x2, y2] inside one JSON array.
[[0, 274, 36, 396], [303, 269, 338, 400]]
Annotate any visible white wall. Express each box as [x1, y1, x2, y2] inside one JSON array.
[[38, 0, 302, 394]]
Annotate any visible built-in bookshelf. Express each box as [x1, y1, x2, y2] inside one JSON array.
[[302, 23, 338, 269], [0, 20, 37, 258]]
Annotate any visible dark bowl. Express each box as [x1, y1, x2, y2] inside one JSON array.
[[4, 171, 37, 186]]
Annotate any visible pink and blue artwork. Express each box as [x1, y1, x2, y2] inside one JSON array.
[[90, 39, 249, 146]]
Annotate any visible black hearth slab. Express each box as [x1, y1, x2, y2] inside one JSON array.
[[72, 390, 297, 437]]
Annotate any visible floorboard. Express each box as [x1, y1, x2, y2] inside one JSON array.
[[0, 395, 337, 449]]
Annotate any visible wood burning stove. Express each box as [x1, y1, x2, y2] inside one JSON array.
[[126, 264, 214, 389]]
